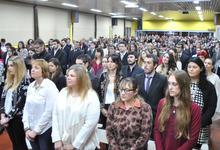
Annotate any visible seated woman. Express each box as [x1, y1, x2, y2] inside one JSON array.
[[106, 77, 153, 150], [49, 58, 66, 91], [52, 64, 100, 150], [154, 70, 201, 150], [23, 59, 59, 150]]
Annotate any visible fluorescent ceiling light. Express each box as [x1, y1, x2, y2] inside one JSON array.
[[194, 1, 199, 4], [121, 0, 137, 5], [125, 4, 139, 8], [158, 15, 164, 18], [195, 6, 201, 11], [109, 13, 117, 16], [40, 0, 48, 1], [132, 17, 138, 20], [90, 9, 102, 13], [150, 12, 157, 15], [62, 3, 78, 8], [111, 15, 127, 18], [139, 8, 147, 12]]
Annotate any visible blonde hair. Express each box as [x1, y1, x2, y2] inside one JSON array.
[[158, 70, 191, 139], [5, 56, 27, 91], [66, 64, 92, 100], [32, 59, 49, 79]]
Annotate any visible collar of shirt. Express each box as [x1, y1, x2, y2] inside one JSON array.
[[120, 99, 141, 110], [145, 72, 155, 78]]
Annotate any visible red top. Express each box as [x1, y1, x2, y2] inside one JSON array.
[[154, 98, 201, 150], [92, 60, 102, 76], [159, 57, 162, 65]]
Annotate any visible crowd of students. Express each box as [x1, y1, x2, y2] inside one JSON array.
[[0, 34, 219, 150]]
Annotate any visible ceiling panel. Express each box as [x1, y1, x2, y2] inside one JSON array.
[[5, 0, 220, 20]]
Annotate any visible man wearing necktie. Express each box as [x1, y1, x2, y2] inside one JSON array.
[[135, 54, 167, 140]]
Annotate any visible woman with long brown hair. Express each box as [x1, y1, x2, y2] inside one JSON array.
[[154, 70, 201, 150]]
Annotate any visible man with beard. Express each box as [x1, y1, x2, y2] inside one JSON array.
[[135, 54, 167, 140], [122, 51, 144, 78]]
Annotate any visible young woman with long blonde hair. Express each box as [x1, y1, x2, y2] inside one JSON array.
[[154, 70, 201, 150], [0, 56, 30, 150]]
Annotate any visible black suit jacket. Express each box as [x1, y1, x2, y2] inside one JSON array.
[[122, 64, 144, 78], [62, 45, 71, 60], [68, 49, 84, 67], [120, 52, 128, 66], [50, 48, 67, 74], [135, 72, 167, 122], [86, 49, 96, 60]]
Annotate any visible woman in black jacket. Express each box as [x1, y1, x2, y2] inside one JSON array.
[[49, 58, 66, 91], [0, 56, 30, 150], [187, 57, 217, 149]]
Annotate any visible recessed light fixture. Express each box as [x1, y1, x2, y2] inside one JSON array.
[[40, 0, 48, 1], [62, 3, 78, 8], [150, 12, 157, 15], [132, 17, 138, 20], [121, 0, 137, 5], [193, 1, 199, 4], [195, 6, 201, 11], [109, 13, 117, 16], [139, 8, 147, 12], [90, 9, 102, 13], [158, 15, 164, 18]]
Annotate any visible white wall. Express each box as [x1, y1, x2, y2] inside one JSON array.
[[112, 19, 124, 37], [73, 13, 95, 41], [38, 6, 70, 42], [97, 15, 111, 39], [125, 20, 132, 28], [0, 1, 34, 45]]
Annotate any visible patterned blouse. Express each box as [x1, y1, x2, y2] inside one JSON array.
[[106, 100, 153, 150], [0, 77, 30, 119]]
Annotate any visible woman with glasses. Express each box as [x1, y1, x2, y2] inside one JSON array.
[[98, 54, 123, 129], [106, 77, 152, 150], [154, 70, 201, 150]]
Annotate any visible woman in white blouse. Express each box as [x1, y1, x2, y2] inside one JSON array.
[[204, 58, 220, 121], [23, 59, 59, 150], [52, 64, 100, 150]]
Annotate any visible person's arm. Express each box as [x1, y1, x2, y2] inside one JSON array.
[[154, 100, 164, 150], [131, 104, 153, 149], [106, 104, 119, 150], [33, 84, 59, 135], [52, 94, 61, 143], [72, 91, 100, 149], [177, 104, 201, 150], [201, 83, 217, 127]]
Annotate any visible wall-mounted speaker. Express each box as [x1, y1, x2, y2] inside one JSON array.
[[112, 18, 118, 26]]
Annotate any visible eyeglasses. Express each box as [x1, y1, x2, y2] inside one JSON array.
[[119, 88, 134, 93]]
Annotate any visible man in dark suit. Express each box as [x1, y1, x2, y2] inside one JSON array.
[[135, 54, 167, 139], [122, 51, 144, 78], [86, 41, 96, 60], [75, 54, 99, 93], [68, 41, 83, 67], [118, 41, 128, 65], [61, 38, 71, 62], [50, 39, 67, 74]]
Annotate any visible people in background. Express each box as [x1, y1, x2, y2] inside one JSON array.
[[23, 59, 59, 150], [197, 50, 208, 62], [33, 39, 52, 62], [152, 48, 162, 65], [48, 58, 66, 91], [106, 77, 152, 150], [156, 52, 178, 78], [91, 48, 104, 77], [0, 56, 30, 150], [98, 54, 123, 129], [204, 58, 220, 121], [118, 41, 128, 65], [52, 64, 100, 150], [154, 70, 201, 150], [138, 50, 148, 69], [169, 48, 182, 70], [187, 57, 217, 149]]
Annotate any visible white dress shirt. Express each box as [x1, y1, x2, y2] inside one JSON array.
[[22, 79, 59, 135], [52, 88, 100, 150]]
